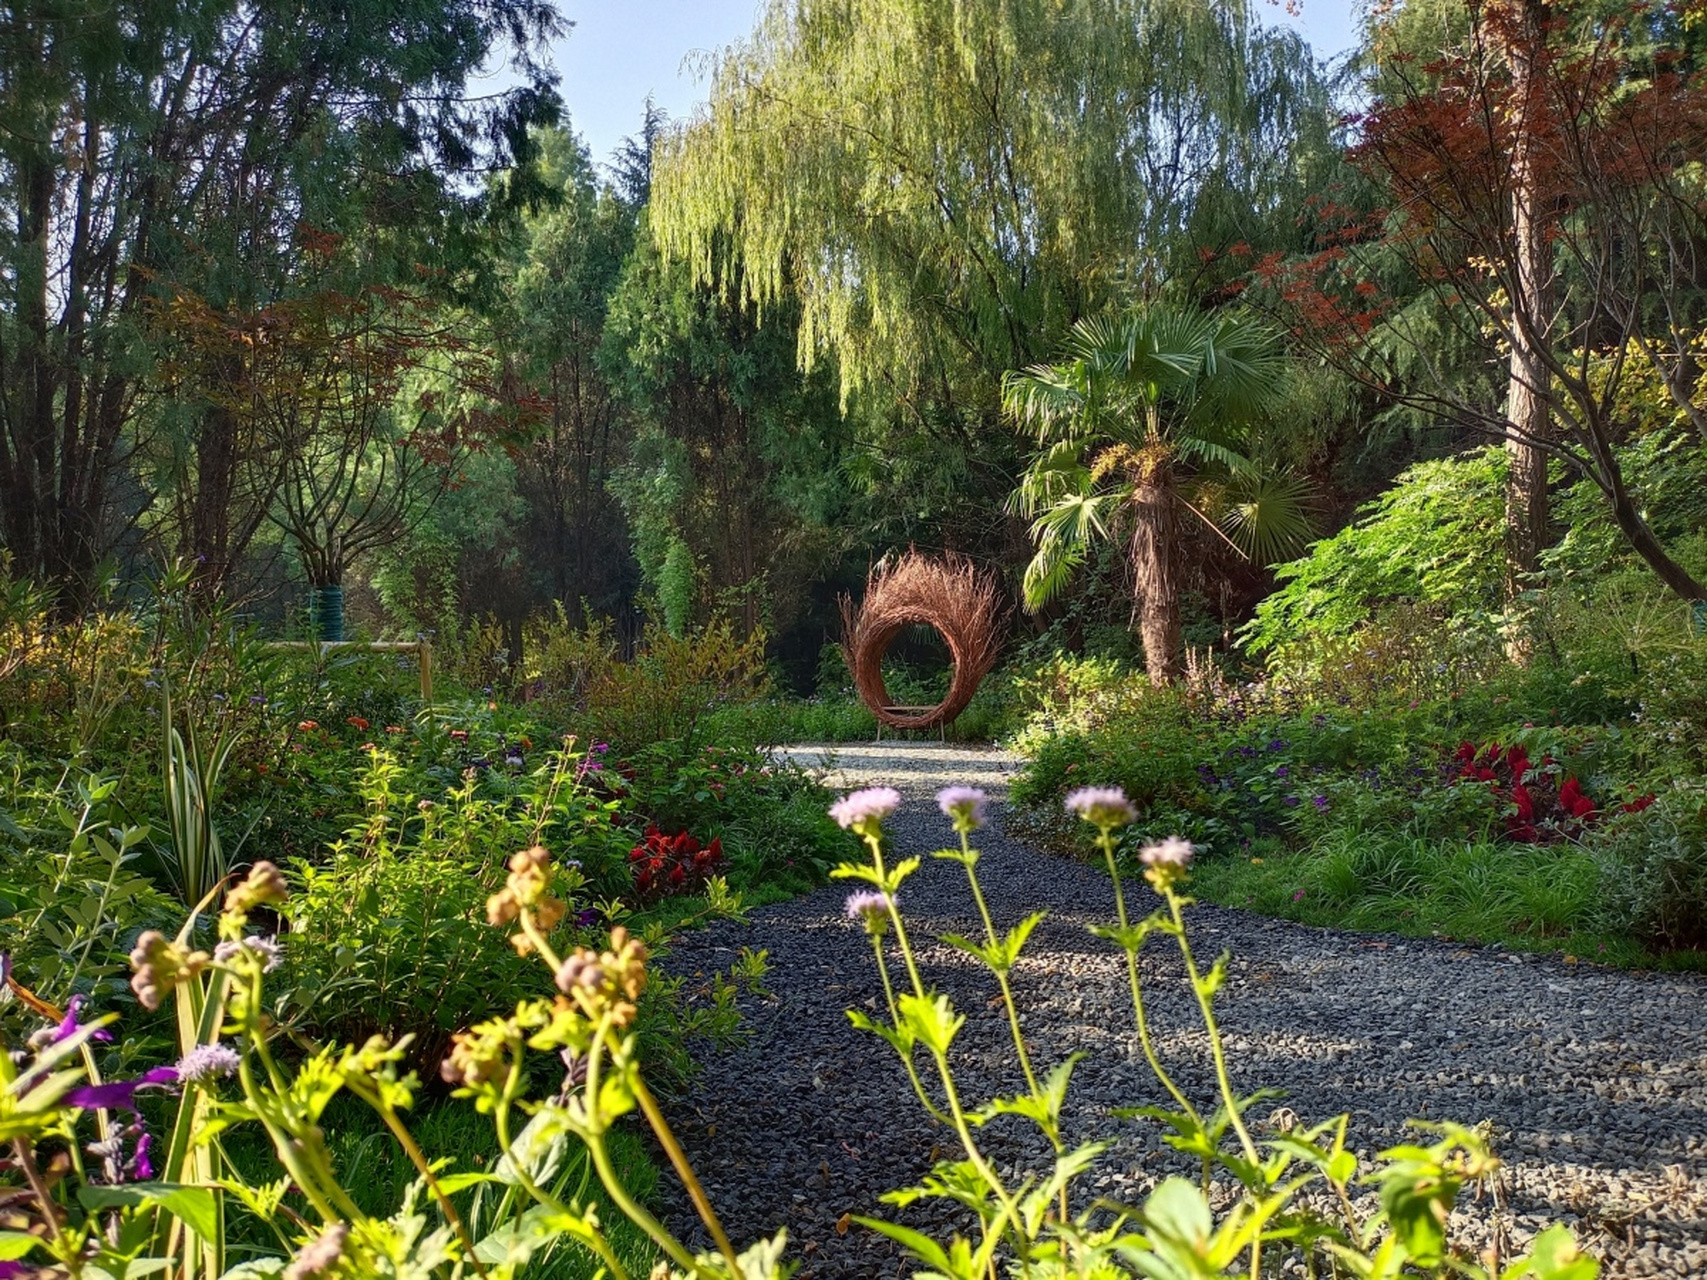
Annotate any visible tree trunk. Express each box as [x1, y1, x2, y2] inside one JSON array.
[[1501, 0, 1553, 659], [1130, 461, 1181, 687]]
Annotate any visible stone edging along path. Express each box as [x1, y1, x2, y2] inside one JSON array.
[[656, 744, 1707, 1279]]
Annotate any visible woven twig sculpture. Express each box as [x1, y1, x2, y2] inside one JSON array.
[[839, 551, 1005, 730]]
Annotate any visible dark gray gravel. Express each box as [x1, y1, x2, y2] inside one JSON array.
[[656, 744, 1707, 1278]]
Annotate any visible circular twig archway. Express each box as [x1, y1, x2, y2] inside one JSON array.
[[839, 551, 1005, 730]]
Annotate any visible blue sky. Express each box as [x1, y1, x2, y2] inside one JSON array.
[[501, 1, 1365, 172]]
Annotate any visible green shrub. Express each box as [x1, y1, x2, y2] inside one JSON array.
[[1589, 785, 1707, 954], [1242, 447, 1507, 658], [0, 762, 176, 1024], [279, 746, 622, 1069]]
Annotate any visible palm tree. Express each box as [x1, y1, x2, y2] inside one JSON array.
[[1003, 307, 1311, 686]]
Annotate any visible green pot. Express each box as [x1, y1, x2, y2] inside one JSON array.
[[310, 584, 345, 643]]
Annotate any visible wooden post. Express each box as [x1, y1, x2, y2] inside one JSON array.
[[417, 639, 432, 704]]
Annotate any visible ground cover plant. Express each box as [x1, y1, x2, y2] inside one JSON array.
[[0, 788, 1600, 1277]]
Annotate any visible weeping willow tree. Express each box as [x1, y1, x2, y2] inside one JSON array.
[[650, 0, 1335, 428]]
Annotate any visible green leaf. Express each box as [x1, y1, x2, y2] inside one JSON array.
[[492, 1105, 572, 1187], [1506, 1225, 1599, 1280], [0, 1232, 39, 1261], [897, 992, 964, 1057], [1136, 1177, 1218, 1279], [938, 932, 1000, 969], [998, 911, 1047, 967], [80, 1182, 218, 1243], [852, 1218, 958, 1276]]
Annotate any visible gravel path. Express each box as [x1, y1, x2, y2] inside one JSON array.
[[658, 743, 1707, 1278]]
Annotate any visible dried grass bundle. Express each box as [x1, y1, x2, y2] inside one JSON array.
[[839, 550, 1005, 730]]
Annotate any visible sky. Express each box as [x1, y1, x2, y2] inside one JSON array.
[[493, 0, 1367, 174]]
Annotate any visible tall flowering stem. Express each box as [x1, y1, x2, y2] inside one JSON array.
[[833, 788, 1031, 1271], [1071, 793, 1200, 1129]]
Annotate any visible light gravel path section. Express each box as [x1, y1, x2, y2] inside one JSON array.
[[659, 743, 1707, 1279]]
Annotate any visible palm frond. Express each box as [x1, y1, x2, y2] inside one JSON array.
[[1029, 489, 1113, 545], [1215, 471, 1317, 564], [1192, 315, 1288, 424], [1175, 434, 1259, 477], [1003, 362, 1092, 442], [1006, 441, 1092, 518], [1021, 532, 1089, 610]]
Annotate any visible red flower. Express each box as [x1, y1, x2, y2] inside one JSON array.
[[347, 715, 370, 731], [1511, 782, 1536, 822], [1558, 777, 1595, 820], [668, 865, 685, 886], [1622, 792, 1657, 814]]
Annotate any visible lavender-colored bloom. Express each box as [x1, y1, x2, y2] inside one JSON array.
[[1275, 766, 1290, 778], [214, 935, 283, 973], [64, 1065, 179, 1112], [1064, 786, 1137, 828], [1139, 836, 1195, 868], [844, 890, 893, 921], [284, 1223, 349, 1280], [1312, 795, 1330, 811], [936, 785, 990, 829], [176, 1042, 241, 1084], [575, 907, 600, 928], [1268, 739, 1287, 752], [844, 890, 895, 934], [1283, 796, 1301, 808], [829, 786, 902, 829]]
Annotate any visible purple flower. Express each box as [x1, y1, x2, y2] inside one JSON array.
[[214, 935, 283, 973], [1283, 796, 1301, 808], [85, 1118, 155, 1183], [576, 907, 600, 928], [1275, 766, 1290, 779], [132, 1128, 155, 1180], [830, 787, 902, 830], [64, 1065, 179, 1112], [176, 1042, 241, 1084], [1139, 837, 1195, 868], [1064, 786, 1137, 828], [936, 785, 989, 830], [1312, 795, 1330, 811], [844, 890, 895, 935], [51, 995, 113, 1046]]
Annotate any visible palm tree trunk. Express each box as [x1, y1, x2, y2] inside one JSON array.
[[1130, 466, 1181, 687]]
